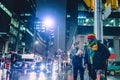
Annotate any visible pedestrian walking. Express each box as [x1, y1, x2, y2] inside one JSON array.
[[84, 34, 110, 80], [70, 42, 85, 80]]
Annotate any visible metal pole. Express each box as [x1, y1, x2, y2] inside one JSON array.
[[16, 22, 20, 52], [57, 25, 62, 79], [33, 23, 36, 54], [57, 25, 59, 50], [94, 0, 103, 43]]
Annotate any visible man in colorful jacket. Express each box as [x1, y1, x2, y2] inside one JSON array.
[[84, 34, 110, 80]]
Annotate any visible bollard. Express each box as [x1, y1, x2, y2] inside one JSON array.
[[0, 69, 2, 80], [2, 69, 7, 80]]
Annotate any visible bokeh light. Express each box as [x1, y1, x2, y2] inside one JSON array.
[[43, 16, 55, 29]]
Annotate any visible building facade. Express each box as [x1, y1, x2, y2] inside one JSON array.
[[0, 0, 38, 54]]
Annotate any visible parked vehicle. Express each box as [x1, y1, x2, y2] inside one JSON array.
[[23, 59, 35, 71], [34, 62, 46, 73], [21, 54, 35, 71], [107, 60, 120, 75], [12, 60, 23, 70], [11, 54, 35, 71]]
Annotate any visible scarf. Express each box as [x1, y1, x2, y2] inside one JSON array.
[[87, 39, 98, 51], [87, 39, 98, 64]]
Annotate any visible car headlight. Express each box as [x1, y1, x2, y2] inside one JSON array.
[[31, 65, 35, 69], [40, 64, 45, 70]]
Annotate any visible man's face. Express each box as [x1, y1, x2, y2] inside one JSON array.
[[87, 38, 94, 44], [74, 44, 79, 50]]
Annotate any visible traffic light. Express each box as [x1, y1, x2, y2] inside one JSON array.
[[90, 0, 94, 10], [84, 0, 91, 7], [104, 0, 118, 10], [104, 0, 111, 8], [84, 0, 94, 11], [111, 0, 118, 10]]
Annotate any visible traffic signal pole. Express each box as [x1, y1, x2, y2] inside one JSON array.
[[94, 0, 103, 43]]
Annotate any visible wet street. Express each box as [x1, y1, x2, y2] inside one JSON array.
[[3, 69, 120, 80]]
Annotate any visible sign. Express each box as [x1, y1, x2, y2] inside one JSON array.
[[103, 3, 111, 20], [22, 54, 34, 59]]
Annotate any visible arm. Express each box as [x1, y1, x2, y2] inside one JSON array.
[[83, 45, 88, 65]]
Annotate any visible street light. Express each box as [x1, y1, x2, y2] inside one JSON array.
[[34, 17, 55, 57], [42, 17, 55, 58], [44, 19, 62, 76], [43, 16, 55, 29], [43, 17, 61, 76]]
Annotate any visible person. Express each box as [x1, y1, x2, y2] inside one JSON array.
[[70, 42, 79, 60], [84, 34, 110, 80], [70, 42, 85, 80]]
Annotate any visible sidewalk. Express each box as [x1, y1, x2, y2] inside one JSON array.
[[60, 69, 89, 80]]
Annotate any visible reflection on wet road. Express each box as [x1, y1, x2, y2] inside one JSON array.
[[8, 69, 120, 80]]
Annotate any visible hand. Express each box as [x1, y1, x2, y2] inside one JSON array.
[[75, 52, 80, 56], [76, 49, 83, 55], [88, 46, 91, 49]]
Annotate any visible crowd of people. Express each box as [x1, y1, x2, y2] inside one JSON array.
[[70, 34, 110, 80]]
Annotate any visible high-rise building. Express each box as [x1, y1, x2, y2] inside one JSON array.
[[0, 0, 37, 53]]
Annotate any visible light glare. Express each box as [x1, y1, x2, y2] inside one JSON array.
[[43, 16, 54, 28]]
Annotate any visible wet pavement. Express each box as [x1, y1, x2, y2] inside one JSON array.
[[4, 69, 120, 80], [0, 67, 120, 80]]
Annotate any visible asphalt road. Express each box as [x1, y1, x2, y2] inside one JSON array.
[[5, 69, 120, 80]]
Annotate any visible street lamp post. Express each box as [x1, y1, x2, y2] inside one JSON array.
[[33, 23, 36, 54], [34, 17, 55, 59], [94, 0, 103, 42], [15, 21, 20, 52], [56, 25, 62, 78], [43, 16, 55, 55], [57, 25, 60, 50]]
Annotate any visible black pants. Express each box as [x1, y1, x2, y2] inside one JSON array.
[[73, 66, 84, 80], [87, 65, 96, 80], [88, 65, 107, 80]]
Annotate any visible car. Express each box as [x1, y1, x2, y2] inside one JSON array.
[[12, 60, 24, 70], [11, 59, 34, 71], [34, 62, 47, 73], [23, 59, 35, 71], [107, 61, 120, 75], [21, 54, 35, 71]]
